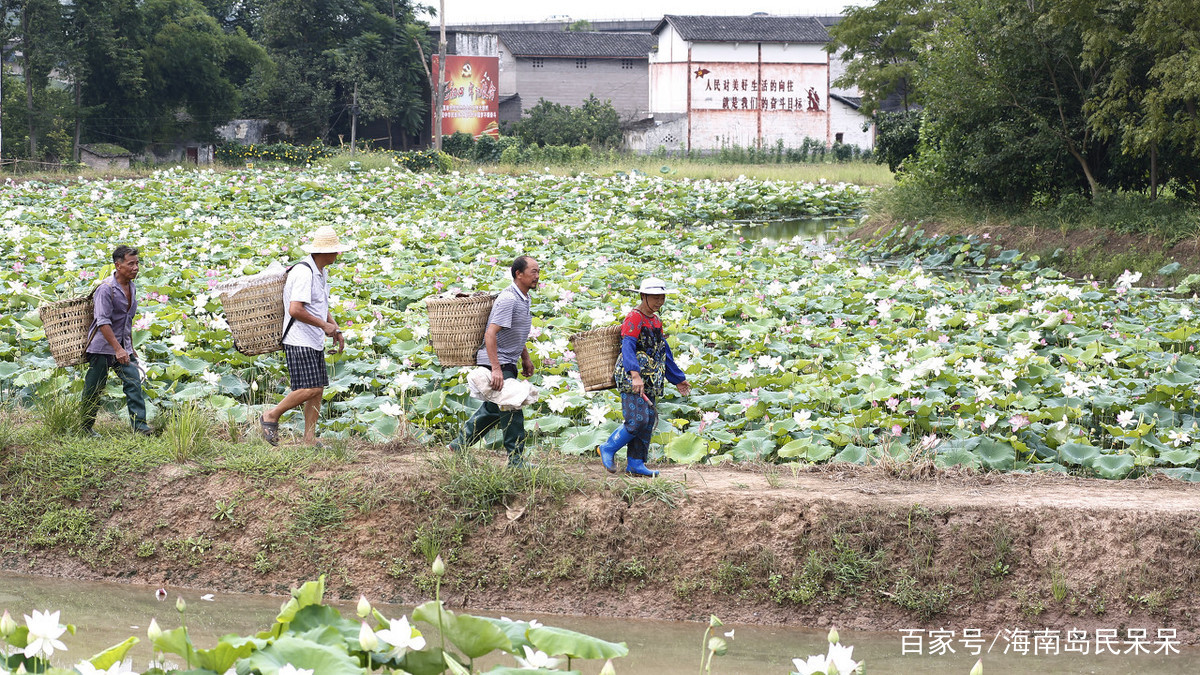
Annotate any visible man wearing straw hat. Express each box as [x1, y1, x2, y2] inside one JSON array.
[[449, 255, 540, 467], [259, 225, 352, 446], [81, 244, 152, 436]]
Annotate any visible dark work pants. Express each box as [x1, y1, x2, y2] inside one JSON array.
[[82, 353, 149, 432], [451, 364, 525, 462]]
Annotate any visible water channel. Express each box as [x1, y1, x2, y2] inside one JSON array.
[[1, 573, 1194, 674]]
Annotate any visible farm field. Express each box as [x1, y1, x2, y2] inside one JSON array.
[[1, 167, 1198, 479]]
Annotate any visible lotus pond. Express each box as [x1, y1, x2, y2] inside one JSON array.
[[1, 167, 1198, 479], [2, 572, 1193, 674]]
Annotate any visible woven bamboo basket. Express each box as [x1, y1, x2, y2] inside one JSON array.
[[427, 293, 497, 367], [570, 324, 622, 392], [39, 288, 99, 367], [217, 271, 288, 356]]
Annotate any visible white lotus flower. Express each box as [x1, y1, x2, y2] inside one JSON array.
[[586, 404, 609, 426], [999, 368, 1017, 389], [1117, 410, 1135, 428], [375, 615, 426, 659], [394, 372, 417, 391], [276, 665, 314, 675], [515, 646, 562, 670], [1102, 351, 1118, 365], [380, 402, 403, 417], [735, 360, 755, 379], [201, 370, 220, 386], [1115, 269, 1142, 289], [23, 609, 68, 658], [793, 410, 812, 429], [547, 394, 570, 414]]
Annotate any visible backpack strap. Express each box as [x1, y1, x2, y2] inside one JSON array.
[[281, 260, 316, 342]]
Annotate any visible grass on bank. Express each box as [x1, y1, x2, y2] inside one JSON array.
[[317, 149, 895, 185], [861, 181, 1200, 282]]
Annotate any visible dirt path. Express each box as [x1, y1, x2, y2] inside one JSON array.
[[7, 445, 1200, 643]]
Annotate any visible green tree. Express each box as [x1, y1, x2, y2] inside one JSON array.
[[912, 0, 1111, 202], [825, 0, 946, 115]]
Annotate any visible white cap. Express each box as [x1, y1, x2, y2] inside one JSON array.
[[628, 277, 676, 294]]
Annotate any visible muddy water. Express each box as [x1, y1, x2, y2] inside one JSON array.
[[0, 573, 1195, 674]]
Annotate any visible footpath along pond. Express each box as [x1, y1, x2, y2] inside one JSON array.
[[2, 573, 1195, 674]]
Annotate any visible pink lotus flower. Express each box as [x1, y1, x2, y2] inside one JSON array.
[[886, 397, 899, 411], [891, 424, 903, 437], [1009, 414, 1030, 431]]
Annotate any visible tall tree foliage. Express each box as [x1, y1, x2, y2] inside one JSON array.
[[885, 0, 1200, 204], [825, 0, 946, 115]]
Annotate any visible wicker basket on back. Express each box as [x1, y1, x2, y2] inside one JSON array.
[[217, 270, 288, 356], [39, 288, 99, 367], [427, 293, 497, 367], [570, 324, 622, 392]]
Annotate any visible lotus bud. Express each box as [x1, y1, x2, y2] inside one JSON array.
[[707, 636, 727, 656], [148, 618, 163, 641], [0, 610, 15, 637], [432, 555, 445, 578], [970, 659, 983, 675], [828, 627, 840, 644], [708, 615, 723, 628], [599, 659, 617, 675], [175, 597, 187, 613], [359, 621, 379, 651], [357, 595, 372, 618]]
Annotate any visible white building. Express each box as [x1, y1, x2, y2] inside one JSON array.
[[631, 14, 874, 153]]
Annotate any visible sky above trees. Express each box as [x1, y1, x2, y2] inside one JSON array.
[[427, 0, 875, 24]]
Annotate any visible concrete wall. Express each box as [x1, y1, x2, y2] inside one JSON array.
[[830, 97, 874, 148], [512, 55, 649, 120], [454, 33, 498, 57], [624, 115, 687, 153], [80, 151, 130, 171], [647, 30, 874, 151]]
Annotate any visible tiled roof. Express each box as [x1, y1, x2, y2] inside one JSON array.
[[498, 31, 656, 58], [830, 93, 862, 110], [655, 15, 830, 43]]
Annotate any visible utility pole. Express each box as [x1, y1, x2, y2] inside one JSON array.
[[433, 0, 446, 152], [350, 82, 358, 156]]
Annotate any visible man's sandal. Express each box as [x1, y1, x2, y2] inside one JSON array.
[[260, 415, 280, 446]]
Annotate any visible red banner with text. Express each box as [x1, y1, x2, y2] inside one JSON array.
[[432, 55, 500, 139]]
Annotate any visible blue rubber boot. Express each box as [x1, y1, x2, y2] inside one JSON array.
[[598, 426, 632, 474], [625, 458, 659, 478]]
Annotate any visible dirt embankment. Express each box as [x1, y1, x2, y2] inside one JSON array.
[[7, 443, 1200, 642]]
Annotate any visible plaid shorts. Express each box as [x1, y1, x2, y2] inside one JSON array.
[[284, 345, 328, 390]]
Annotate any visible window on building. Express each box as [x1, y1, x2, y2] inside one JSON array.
[[835, 132, 844, 143], [531, 58, 543, 68], [576, 58, 588, 69], [621, 59, 635, 69]]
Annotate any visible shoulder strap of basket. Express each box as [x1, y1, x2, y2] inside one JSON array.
[[80, 281, 109, 355], [281, 260, 316, 341]]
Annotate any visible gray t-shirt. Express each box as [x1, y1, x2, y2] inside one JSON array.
[[281, 257, 329, 351], [476, 284, 531, 367], [86, 273, 137, 355]]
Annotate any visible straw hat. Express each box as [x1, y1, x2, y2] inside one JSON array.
[[301, 226, 355, 253], [628, 277, 677, 294]]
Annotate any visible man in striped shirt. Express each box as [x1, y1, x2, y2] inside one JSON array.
[[450, 256, 539, 467]]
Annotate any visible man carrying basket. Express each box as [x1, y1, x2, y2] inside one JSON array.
[[449, 255, 539, 467], [81, 244, 152, 436], [259, 226, 352, 446], [597, 277, 691, 477]]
